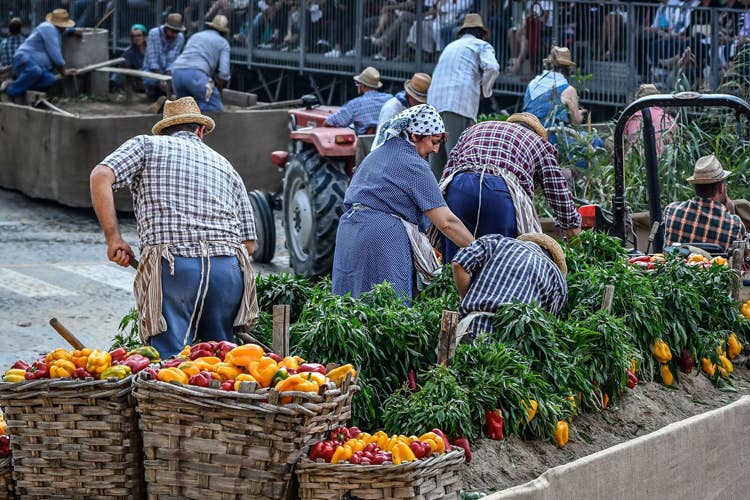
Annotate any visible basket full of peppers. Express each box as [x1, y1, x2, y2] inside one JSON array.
[[296, 426, 466, 500]]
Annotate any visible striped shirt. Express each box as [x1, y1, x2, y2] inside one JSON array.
[[664, 197, 746, 252], [101, 131, 256, 258], [143, 26, 184, 74], [453, 234, 568, 335], [325, 90, 393, 135], [442, 121, 581, 229], [0, 34, 25, 66]]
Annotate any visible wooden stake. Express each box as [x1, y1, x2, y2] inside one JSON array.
[[272, 304, 290, 357], [600, 284, 615, 312], [437, 310, 459, 365]]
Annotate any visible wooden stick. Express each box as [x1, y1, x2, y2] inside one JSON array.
[[49, 318, 85, 350], [437, 310, 459, 365], [73, 57, 126, 76], [94, 67, 172, 81], [38, 99, 76, 117], [272, 304, 290, 357], [600, 284, 615, 312], [94, 8, 115, 29]]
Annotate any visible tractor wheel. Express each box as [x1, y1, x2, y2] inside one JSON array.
[[282, 148, 348, 277], [248, 190, 276, 263]]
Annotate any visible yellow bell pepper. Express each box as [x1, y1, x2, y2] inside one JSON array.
[[554, 421, 569, 448], [100, 365, 132, 380], [661, 364, 674, 386], [86, 349, 111, 377], [177, 362, 201, 378], [652, 340, 672, 364], [718, 355, 733, 379], [248, 356, 280, 388], [212, 362, 243, 382], [710, 256, 727, 266], [3, 368, 27, 383], [727, 333, 742, 360], [46, 348, 73, 366], [50, 359, 76, 378], [523, 400, 538, 423], [419, 432, 445, 453], [344, 438, 367, 453], [178, 345, 191, 359], [373, 431, 389, 451], [629, 358, 638, 374], [193, 357, 222, 372], [0, 417, 6, 435], [298, 371, 327, 386], [278, 356, 299, 371], [71, 348, 92, 369], [330, 445, 353, 464], [326, 364, 357, 387], [234, 373, 258, 391], [701, 358, 716, 377], [158, 367, 189, 385], [392, 441, 416, 465], [224, 344, 264, 370]]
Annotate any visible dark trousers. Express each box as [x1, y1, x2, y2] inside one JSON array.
[[429, 111, 475, 180]]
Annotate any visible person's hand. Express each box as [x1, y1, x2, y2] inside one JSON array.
[[107, 236, 135, 267], [159, 80, 169, 92], [562, 227, 582, 240], [62, 68, 76, 77], [244, 240, 256, 256]]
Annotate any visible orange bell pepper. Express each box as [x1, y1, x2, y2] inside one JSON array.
[[46, 348, 73, 366], [248, 356, 280, 388], [224, 344, 264, 370], [193, 357, 222, 372], [157, 367, 189, 385], [178, 361, 201, 378], [278, 356, 299, 371], [213, 362, 243, 382], [523, 400, 538, 423], [554, 421, 569, 448], [71, 348, 92, 369], [50, 359, 76, 378], [419, 432, 445, 453]]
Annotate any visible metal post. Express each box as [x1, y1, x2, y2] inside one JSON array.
[[247, 0, 255, 69], [415, 0, 423, 72], [354, 0, 363, 72], [710, 8, 720, 91], [298, 0, 306, 73], [627, 3, 637, 97], [640, 108, 664, 253]]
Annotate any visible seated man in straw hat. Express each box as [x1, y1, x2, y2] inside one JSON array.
[[2, 9, 78, 98], [142, 13, 186, 100], [90, 97, 259, 358], [452, 232, 568, 341], [324, 66, 393, 135], [172, 15, 231, 111], [437, 113, 581, 263], [664, 154, 746, 252]]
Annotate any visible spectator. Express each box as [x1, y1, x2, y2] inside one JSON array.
[[623, 84, 677, 157], [0, 17, 25, 68], [324, 67, 392, 135], [111, 24, 148, 93], [427, 13, 499, 179], [142, 13, 186, 101], [369, 0, 416, 60], [375, 72, 431, 137]]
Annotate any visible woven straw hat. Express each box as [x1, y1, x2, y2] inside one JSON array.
[[507, 112, 547, 141], [206, 15, 230, 34], [164, 13, 186, 32], [404, 73, 431, 103], [686, 154, 732, 184], [543, 46, 576, 67], [636, 83, 659, 99], [518, 233, 567, 276], [152, 97, 215, 135], [353, 66, 382, 89], [458, 13, 489, 37], [46, 9, 75, 28]]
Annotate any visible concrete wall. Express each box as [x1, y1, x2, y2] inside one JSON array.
[[0, 104, 288, 210], [487, 396, 750, 500]]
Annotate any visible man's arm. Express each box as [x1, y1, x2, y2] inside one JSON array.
[[90, 165, 134, 267], [536, 146, 581, 232], [324, 100, 354, 127], [478, 42, 500, 98], [41, 25, 67, 73], [452, 262, 471, 299]]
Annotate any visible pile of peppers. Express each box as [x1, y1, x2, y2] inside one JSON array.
[[0, 413, 8, 458]]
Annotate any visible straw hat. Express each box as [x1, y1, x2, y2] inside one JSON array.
[[686, 154, 732, 184], [164, 13, 186, 32], [353, 66, 382, 89], [518, 233, 568, 276], [457, 13, 489, 37], [543, 46, 576, 68], [46, 9, 75, 29], [507, 112, 547, 141], [635, 83, 659, 99], [404, 73, 431, 103], [206, 15, 230, 34], [152, 97, 215, 135]]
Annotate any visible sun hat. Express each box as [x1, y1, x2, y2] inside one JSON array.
[[635, 83, 659, 99], [205, 15, 230, 34], [404, 73, 431, 103], [457, 13, 489, 37], [46, 9, 76, 29], [353, 66, 383, 89], [543, 46, 576, 68], [163, 13, 186, 32], [506, 112, 548, 141], [151, 97, 216, 135], [518, 233, 568, 276], [686, 154, 732, 184]]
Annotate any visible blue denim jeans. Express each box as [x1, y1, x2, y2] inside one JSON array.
[[8, 52, 57, 97], [172, 68, 223, 111]]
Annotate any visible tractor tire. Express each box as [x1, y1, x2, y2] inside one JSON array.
[[282, 148, 348, 278], [248, 190, 276, 263]]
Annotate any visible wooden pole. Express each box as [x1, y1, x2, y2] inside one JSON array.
[[49, 318, 85, 350], [272, 304, 291, 357], [600, 284, 615, 313], [437, 310, 459, 365]]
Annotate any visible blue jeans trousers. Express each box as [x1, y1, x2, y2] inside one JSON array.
[[172, 68, 223, 111], [8, 52, 57, 97]]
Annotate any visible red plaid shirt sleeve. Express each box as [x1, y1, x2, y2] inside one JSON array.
[[534, 147, 581, 229]]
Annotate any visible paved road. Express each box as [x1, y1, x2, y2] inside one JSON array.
[[0, 188, 289, 369]]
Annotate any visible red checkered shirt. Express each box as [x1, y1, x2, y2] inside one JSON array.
[[441, 121, 581, 229], [664, 197, 746, 252]]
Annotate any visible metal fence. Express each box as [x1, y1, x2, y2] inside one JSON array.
[[4, 0, 750, 106]]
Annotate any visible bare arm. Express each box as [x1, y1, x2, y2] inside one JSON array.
[[243, 240, 256, 256], [425, 206, 474, 248], [452, 262, 471, 299], [561, 85, 584, 126], [90, 165, 134, 267]]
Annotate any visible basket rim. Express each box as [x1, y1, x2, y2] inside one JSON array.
[[295, 447, 465, 472], [0, 376, 133, 399]]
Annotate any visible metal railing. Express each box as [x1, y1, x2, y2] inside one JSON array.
[[4, 0, 750, 106]]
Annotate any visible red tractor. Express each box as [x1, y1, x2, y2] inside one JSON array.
[[251, 95, 362, 277]]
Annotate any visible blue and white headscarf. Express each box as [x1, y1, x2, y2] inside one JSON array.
[[372, 104, 445, 150]]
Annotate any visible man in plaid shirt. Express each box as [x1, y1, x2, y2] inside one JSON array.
[[0, 18, 25, 67], [664, 154, 746, 252], [90, 97, 258, 358], [324, 67, 392, 135], [142, 13, 185, 100], [439, 113, 580, 262]]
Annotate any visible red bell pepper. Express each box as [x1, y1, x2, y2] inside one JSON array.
[[486, 409, 504, 440], [627, 370, 638, 389], [678, 347, 694, 374], [266, 352, 282, 362], [329, 426, 351, 442], [71, 367, 93, 380], [348, 426, 361, 438], [142, 366, 160, 379], [431, 428, 452, 452], [407, 368, 418, 392], [25, 359, 50, 380], [188, 371, 213, 387], [309, 440, 338, 462], [409, 440, 428, 459], [220, 379, 235, 391], [297, 363, 326, 375], [109, 347, 128, 363], [11, 360, 29, 370], [160, 358, 183, 369], [122, 354, 151, 374], [451, 437, 471, 463], [0, 435, 9, 458], [214, 341, 237, 361]]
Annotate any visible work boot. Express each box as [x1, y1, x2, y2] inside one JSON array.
[[0, 79, 11, 93], [149, 95, 167, 114]]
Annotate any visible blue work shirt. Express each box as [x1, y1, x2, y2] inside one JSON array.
[[172, 29, 230, 81], [325, 90, 393, 135], [14, 22, 65, 70], [143, 26, 184, 74]]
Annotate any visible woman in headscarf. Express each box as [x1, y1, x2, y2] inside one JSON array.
[[332, 104, 474, 302]]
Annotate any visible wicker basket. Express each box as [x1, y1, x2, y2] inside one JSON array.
[[0, 378, 144, 499], [133, 371, 359, 499], [296, 448, 465, 500], [0, 457, 14, 499]]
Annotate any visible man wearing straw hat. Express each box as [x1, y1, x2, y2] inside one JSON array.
[[452, 232, 568, 341], [663, 154, 746, 252], [324, 66, 392, 135], [427, 13, 499, 179], [172, 15, 231, 111], [90, 97, 259, 358], [523, 46, 584, 128], [142, 13, 186, 100], [2, 9, 77, 98], [374, 72, 431, 138]]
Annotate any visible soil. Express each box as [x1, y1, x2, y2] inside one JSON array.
[[47, 95, 247, 117], [460, 355, 750, 494]]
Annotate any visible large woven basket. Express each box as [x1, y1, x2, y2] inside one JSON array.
[[133, 371, 359, 499], [0, 456, 14, 499], [296, 448, 465, 500], [0, 377, 143, 499]]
